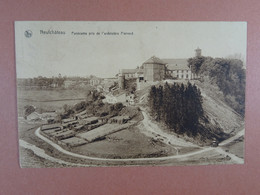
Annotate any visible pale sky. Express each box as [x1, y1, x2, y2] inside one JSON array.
[[15, 21, 247, 78]]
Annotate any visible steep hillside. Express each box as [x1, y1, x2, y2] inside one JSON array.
[[194, 80, 244, 134], [135, 80, 244, 144]]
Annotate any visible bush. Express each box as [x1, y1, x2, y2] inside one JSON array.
[[60, 107, 75, 119], [47, 119, 55, 124], [100, 112, 109, 117], [74, 101, 87, 111], [114, 103, 124, 111], [24, 105, 35, 118]]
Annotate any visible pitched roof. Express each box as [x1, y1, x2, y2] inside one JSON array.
[[162, 58, 190, 70], [120, 69, 138, 74], [27, 112, 40, 119], [143, 56, 166, 65], [135, 68, 144, 74]]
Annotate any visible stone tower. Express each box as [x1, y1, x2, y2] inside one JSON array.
[[195, 47, 202, 57], [118, 73, 125, 90]]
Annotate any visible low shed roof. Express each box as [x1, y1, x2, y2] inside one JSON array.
[[41, 124, 61, 131]]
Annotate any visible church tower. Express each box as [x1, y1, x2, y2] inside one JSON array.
[[195, 47, 202, 57]]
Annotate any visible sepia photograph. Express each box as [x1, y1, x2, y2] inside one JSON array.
[[15, 21, 246, 167]]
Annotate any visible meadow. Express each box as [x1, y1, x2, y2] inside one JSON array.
[[17, 88, 90, 116]]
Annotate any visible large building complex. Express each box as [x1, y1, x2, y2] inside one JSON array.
[[118, 48, 201, 90]]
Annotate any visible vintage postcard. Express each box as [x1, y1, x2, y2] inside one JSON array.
[[15, 21, 246, 167]]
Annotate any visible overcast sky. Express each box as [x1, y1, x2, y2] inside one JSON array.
[[15, 21, 247, 78]]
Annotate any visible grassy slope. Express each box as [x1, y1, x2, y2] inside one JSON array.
[[194, 80, 244, 134]]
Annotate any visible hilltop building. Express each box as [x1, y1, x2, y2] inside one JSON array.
[[164, 59, 192, 80], [142, 56, 166, 81], [118, 48, 201, 90]]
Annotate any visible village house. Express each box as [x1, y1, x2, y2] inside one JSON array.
[[126, 94, 135, 105], [64, 80, 75, 88], [90, 77, 102, 86], [26, 111, 57, 122], [102, 91, 136, 105], [103, 92, 127, 104], [108, 115, 130, 124]]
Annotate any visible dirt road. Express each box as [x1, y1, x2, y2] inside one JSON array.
[[19, 139, 90, 167], [140, 110, 244, 164], [219, 128, 245, 146], [141, 110, 197, 147], [20, 126, 243, 165]]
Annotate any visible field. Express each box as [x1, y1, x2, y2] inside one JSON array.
[[71, 125, 177, 159], [17, 88, 90, 115], [221, 137, 244, 158], [77, 123, 133, 142]]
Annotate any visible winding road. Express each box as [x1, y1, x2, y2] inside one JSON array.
[[19, 119, 244, 166], [33, 127, 214, 162]]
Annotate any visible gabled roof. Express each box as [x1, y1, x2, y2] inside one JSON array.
[[120, 69, 138, 74], [27, 112, 40, 119], [143, 56, 166, 65], [135, 68, 144, 74], [162, 58, 190, 70]]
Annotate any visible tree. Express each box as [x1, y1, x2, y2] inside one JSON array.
[[148, 83, 204, 136], [188, 56, 245, 116], [74, 101, 87, 112], [24, 105, 35, 118], [188, 56, 206, 74]]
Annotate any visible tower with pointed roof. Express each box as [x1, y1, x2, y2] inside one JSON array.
[[195, 47, 202, 57]]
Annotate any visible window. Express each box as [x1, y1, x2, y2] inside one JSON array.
[[186, 74, 188, 79]]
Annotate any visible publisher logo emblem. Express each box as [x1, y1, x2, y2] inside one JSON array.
[[24, 30, 32, 38]]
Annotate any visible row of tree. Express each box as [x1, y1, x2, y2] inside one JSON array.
[[148, 82, 203, 136], [188, 56, 245, 115], [17, 75, 65, 89]]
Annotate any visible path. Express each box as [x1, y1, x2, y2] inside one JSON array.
[[141, 110, 197, 147], [219, 128, 245, 146], [140, 109, 244, 164], [19, 139, 90, 167], [20, 127, 243, 164]]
